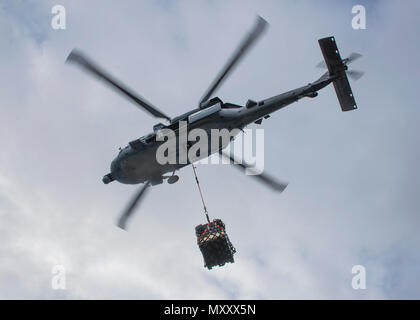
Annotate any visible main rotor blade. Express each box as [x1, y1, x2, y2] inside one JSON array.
[[117, 181, 151, 230], [66, 50, 171, 121], [347, 70, 365, 81], [219, 151, 288, 192], [199, 16, 268, 106]]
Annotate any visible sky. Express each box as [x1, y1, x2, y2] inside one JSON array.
[[0, 0, 419, 299]]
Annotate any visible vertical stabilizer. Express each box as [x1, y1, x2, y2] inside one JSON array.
[[318, 36, 357, 111]]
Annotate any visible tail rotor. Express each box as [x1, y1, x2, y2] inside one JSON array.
[[317, 51, 364, 81]]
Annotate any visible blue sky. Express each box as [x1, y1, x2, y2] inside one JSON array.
[[0, 0, 419, 299]]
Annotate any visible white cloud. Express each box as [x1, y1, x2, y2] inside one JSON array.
[[0, 0, 419, 299]]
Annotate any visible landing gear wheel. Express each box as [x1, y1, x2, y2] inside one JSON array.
[[167, 175, 179, 184]]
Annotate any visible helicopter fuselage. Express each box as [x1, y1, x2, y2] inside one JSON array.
[[104, 73, 334, 185]]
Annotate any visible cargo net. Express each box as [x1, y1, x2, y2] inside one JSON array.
[[195, 219, 236, 270]]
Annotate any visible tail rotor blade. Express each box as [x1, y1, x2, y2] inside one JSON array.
[[346, 52, 362, 64], [318, 51, 363, 81], [117, 181, 151, 230], [347, 70, 365, 81], [199, 15, 268, 107], [318, 52, 362, 68]]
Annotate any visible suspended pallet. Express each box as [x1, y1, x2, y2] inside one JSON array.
[[192, 164, 236, 269], [195, 219, 236, 270]]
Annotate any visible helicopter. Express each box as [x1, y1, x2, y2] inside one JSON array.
[[66, 16, 363, 230]]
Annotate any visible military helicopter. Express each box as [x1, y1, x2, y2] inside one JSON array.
[[66, 16, 363, 229]]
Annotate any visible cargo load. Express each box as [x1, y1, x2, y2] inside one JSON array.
[[195, 219, 236, 270]]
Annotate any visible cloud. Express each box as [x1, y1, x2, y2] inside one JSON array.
[[0, 0, 419, 299]]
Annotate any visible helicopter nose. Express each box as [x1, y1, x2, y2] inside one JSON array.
[[102, 173, 114, 184], [103, 157, 121, 184], [110, 157, 120, 173]]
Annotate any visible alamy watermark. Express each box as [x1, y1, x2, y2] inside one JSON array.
[[51, 264, 66, 290], [154, 122, 265, 175], [351, 265, 367, 290], [51, 5, 66, 30], [352, 5, 366, 30]]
